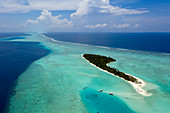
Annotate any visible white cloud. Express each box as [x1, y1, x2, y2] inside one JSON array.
[[0, 0, 81, 13], [0, 0, 148, 16], [133, 24, 139, 28], [113, 23, 130, 29], [84, 23, 107, 28], [0, 0, 149, 32], [26, 9, 72, 28], [71, 0, 148, 17], [71, 0, 110, 17], [71, 0, 89, 17], [99, 5, 148, 15], [27, 19, 38, 24]]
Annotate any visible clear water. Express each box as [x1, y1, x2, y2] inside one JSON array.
[[81, 87, 135, 113], [0, 37, 50, 112], [1, 33, 170, 113]]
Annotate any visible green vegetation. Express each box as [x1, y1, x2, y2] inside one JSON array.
[[83, 54, 141, 84]]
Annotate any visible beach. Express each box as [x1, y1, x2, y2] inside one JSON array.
[[82, 55, 152, 96]]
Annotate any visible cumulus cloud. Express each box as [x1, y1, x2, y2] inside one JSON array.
[[71, 0, 148, 17], [0, 0, 148, 16], [0, 0, 149, 32], [84, 23, 107, 28], [113, 23, 130, 29], [26, 9, 72, 28]]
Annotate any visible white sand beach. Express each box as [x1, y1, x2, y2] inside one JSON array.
[[82, 55, 152, 96]]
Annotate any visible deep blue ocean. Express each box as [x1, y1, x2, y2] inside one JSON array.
[[0, 33, 30, 39], [0, 33, 50, 113], [43, 32, 170, 54]]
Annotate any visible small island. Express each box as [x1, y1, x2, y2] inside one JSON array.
[[82, 54, 152, 96], [83, 54, 141, 84]]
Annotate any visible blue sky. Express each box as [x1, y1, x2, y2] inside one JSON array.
[[0, 0, 170, 32]]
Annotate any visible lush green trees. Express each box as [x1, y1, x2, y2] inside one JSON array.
[[83, 54, 141, 84]]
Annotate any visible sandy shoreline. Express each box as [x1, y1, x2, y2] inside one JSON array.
[[82, 55, 152, 96]]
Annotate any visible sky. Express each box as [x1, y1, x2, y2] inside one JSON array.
[[0, 0, 170, 32]]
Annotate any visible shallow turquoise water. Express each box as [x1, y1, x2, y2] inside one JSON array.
[[7, 33, 170, 113], [81, 88, 135, 113]]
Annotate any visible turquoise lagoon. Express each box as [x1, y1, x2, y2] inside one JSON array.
[[7, 33, 170, 113]]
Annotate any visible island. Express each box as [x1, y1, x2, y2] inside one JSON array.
[[82, 54, 151, 96], [83, 54, 141, 84]]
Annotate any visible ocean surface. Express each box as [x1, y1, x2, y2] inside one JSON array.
[[0, 34, 50, 113], [0, 33, 30, 39], [43, 32, 170, 54], [0, 32, 170, 113]]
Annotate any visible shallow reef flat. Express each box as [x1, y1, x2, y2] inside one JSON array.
[[7, 33, 170, 113]]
